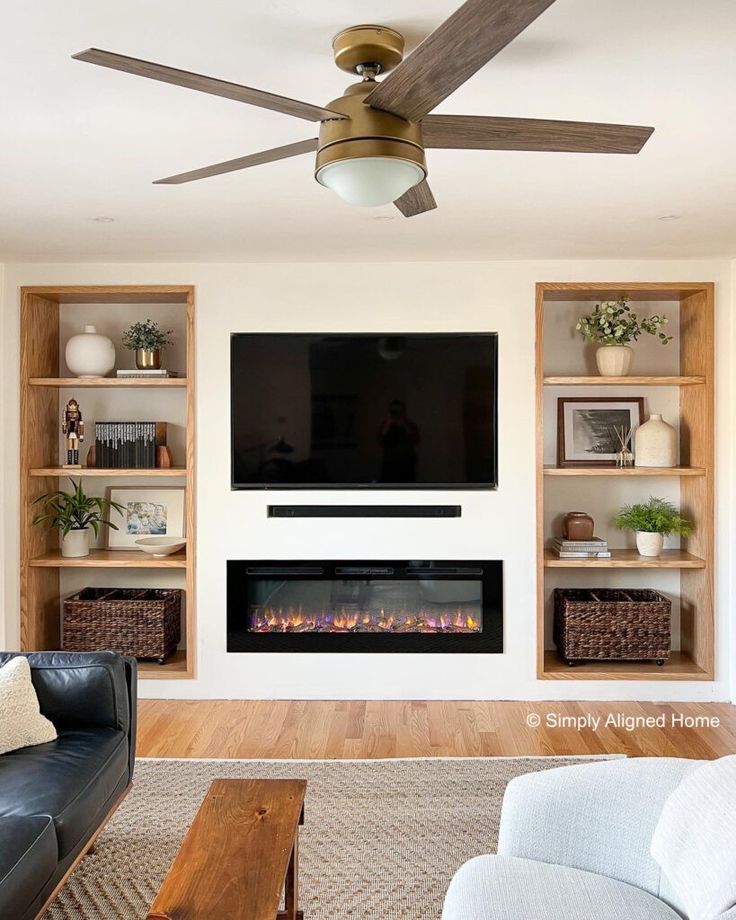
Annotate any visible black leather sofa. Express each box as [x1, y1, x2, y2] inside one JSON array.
[[0, 652, 136, 920]]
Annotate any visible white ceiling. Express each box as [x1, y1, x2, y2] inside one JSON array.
[[1, 0, 735, 262]]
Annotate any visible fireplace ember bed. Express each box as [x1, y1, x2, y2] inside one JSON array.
[[227, 560, 503, 653]]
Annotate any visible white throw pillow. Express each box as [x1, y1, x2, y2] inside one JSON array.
[[0, 656, 58, 755], [651, 755, 736, 920]]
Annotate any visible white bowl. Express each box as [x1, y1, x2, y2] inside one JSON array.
[[135, 537, 186, 557]]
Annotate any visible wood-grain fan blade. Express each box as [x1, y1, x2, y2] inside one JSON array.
[[72, 49, 346, 123], [422, 115, 654, 153], [153, 139, 319, 184], [394, 180, 437, 217], [364, 0, 557, 123]]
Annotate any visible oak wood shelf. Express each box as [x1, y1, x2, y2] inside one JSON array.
[[29, 549, 187, 568], [30, 466, 187, 477], [138, 650, 189, 679], [543, 375, 705, 386], [536, 281, 715, 682], [29, 377, 186, 387], [544, 465, 705, 477], [20, 285, 196, 680], [543, 548, 706, 569], [542, 650, 710, 681]]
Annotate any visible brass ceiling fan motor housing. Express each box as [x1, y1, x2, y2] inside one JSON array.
[[332, 25, 405, 75], [315, 78, 427, 185]]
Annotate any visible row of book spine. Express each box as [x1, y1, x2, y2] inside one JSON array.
[[94, 422, 163, 469]]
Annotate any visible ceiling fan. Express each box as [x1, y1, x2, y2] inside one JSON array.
[[72, 0, 654, 217]]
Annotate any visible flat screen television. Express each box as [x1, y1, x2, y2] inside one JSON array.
[[231, 333, 498, 489]]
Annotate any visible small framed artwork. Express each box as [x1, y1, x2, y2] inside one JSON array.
[[106, 487, 186, 550], [557, 397, 644, 467]]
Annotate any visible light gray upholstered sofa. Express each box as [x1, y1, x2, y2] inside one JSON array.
[[442, 757, 735, 920]]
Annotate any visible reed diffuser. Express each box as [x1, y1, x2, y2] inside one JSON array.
[[613, 425, 634, 468]]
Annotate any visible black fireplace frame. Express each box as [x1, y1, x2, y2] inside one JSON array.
[[227, 560, 503, 654]]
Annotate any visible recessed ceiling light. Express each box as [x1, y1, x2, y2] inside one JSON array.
[[657, 214, 682, 221], [372, 214, 395, 222], [91, 216, 115, 223]]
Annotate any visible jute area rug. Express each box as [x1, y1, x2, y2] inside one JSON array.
[[47, 756, 608, 920]]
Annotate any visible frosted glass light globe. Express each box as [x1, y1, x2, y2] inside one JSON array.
[[316, 157, 425, 207]]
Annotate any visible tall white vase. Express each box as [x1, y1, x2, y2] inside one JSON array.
[[635, 414, 677, 467], [65, 325, 115, 378], [595, 344, 632, 376]]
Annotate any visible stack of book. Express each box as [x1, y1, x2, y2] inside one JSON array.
[[549, 537, 611, 559], [116, 369, 179, 379], [94, 422, 167, 469]]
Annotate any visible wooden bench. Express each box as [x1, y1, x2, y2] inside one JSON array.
[[147, 778, 306, 920]]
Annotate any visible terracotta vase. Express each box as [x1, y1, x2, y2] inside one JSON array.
[[562, 512, 595, 541]]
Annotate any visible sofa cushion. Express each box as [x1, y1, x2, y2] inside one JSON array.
[[652, 755, 736, 920], [442, 855, 683, 920], [0, 657, 57, 755], [0, 728, 128, 858], [0, 652, 131, 734], [0, 815, 57, 920]]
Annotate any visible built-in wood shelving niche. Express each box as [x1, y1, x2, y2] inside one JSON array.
[[536, 282, 715, 681], [20, 285, 196, 680]]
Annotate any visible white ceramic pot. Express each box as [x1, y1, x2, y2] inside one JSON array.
[[65, 325, 115, 378], [61, 528, 90, 558], [595, 344, 633, 376], [635, 414, 676, 467], [636, 531, 664, 557]]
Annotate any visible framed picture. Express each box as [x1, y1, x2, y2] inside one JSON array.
[[557, 397, 644, 467], [106, 487, 186, 549]]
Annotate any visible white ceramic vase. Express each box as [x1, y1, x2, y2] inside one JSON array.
[[65, 325, 115, 378], [61, 528, 90, 558], [635, 414, 677, 468], [595, 344, 633, 376], [636, 531, 664, 557]]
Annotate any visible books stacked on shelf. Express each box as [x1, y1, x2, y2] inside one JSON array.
[[94, 422, 167, 469], [550, 537, 611, 559], [116, 369, 179, 378]]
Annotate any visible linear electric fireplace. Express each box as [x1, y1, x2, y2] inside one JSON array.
[[227, 560, 503, 653]]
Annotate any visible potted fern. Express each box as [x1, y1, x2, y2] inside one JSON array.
[[576, 297, 671, 376], [33, 479, 124, 557], [614, 497, 693, 558]]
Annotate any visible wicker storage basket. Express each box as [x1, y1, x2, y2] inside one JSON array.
[[63, 588, 182, 663], [553, 588, 671, 666]]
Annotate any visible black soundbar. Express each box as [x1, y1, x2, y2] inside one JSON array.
[[267, 505, 462, 519]]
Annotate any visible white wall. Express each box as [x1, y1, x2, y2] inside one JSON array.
[[0, 261, 5, 651], [2, 260, 734, 702]]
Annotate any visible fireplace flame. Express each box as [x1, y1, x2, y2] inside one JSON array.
[[249, 606, 482, 634]]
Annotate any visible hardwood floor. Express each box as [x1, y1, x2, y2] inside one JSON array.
[[138, 700, 736, 760]]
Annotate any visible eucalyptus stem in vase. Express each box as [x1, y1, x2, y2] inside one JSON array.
[[576, 297, 671, 377]]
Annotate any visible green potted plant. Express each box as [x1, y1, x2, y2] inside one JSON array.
[[122, 318, 174, 370], [576, 297, 672, 376], [614, 497, 693, 558], [33, 479, 125, 557]]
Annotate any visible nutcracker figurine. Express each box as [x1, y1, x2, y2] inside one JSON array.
[[62, 398, 84, 469]]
